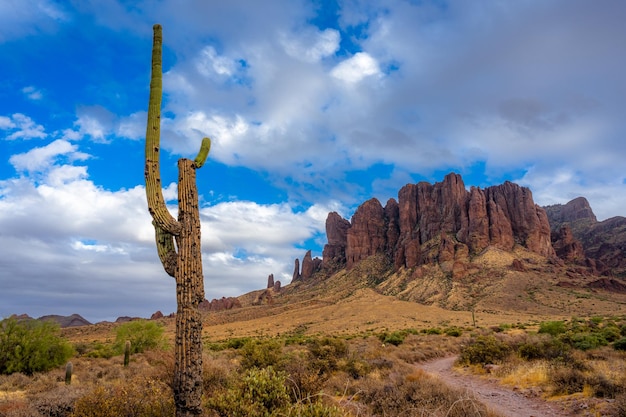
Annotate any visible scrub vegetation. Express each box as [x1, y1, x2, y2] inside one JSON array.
[[1, 316, 626, 416]]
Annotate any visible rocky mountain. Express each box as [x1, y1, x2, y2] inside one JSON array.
[[287, 172, 626, 311], [310, 173, 555, 278], [545, 197, 626, 276]]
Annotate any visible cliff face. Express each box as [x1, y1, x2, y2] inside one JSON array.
[[324, 173, 555, 273], [545, 197, 626, 275]]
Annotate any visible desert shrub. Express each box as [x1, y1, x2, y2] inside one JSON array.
[[202, 356, 237, 396], [306, 337, 348, 375], [0, 400, 41, 417], [614, 392, 626, 417], [458, 335, 510, 365], [281, 351, 326, 401], [239, 338, 283, 370], [379, 331, 406, 346], [361, 370, 497, 417], [341, 354, 371, 379], [113, 320, 165, 355], [206, 366, 290, 417], [538, 320, 567, 336], [444, 327, 463, 337], [614, 337, 626, 351], [422, 327, 442, 335], [71, 377, 174, 417], [84, 342, 117, 359], [31, 385, 87, 417], [0, 317, 74, 375], [584, 373, 624, 398], [563, 332, 608, 351], [286, 400, 344, 416], [548, 365, 586, 395], [602, 325, 622, 343], [518, 335, 570, 361]]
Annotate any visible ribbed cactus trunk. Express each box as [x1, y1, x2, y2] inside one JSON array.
[[145, 24, 210, 417]]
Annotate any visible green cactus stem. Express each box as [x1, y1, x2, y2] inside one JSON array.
[[144, 24, 209, 416], [124, 340, 131, 367], [65, 362, 73, 385]]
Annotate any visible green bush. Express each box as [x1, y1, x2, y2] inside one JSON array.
[[206, 366, 290, 416], [613, 337, 626, 351], [444, 327, 463, 337], [601, 325, 622, 343], [0, 317, 74, 375], [239, 338, 283, 370], [563, 332, 608, 351], [538, 321, 567, 336], [518, 335, 570, 361], [379, 331, 406, 346], [458, 335, 510, 365], [307, 337, 349, 374], [114, 320, 165, 354]]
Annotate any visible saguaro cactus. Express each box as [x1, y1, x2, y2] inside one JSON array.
[[123, 340, 131, 367], [145, 24, 210, 417]]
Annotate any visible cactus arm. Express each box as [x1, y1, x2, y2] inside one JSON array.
[[145, 23, 181, 236], [193, 137, 211, 169], [154, 221, 177, 277]]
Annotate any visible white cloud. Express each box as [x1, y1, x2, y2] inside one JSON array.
[[0, 0, 67, 41], [22, 86, 43, 100], [0, 113, 46, 140], [330, 52, 381, 83], [196, 46, 237, 77], [0, 139, 334, 321], [9, 139, 88, 173], [117, 111, 147, 140], [280, 27, 340, 63]]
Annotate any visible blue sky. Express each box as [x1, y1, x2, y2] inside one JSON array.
[[1, 0, 625, 322]]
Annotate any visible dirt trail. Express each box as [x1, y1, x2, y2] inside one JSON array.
[[416, 356, 573, 417]]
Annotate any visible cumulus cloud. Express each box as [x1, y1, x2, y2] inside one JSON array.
[[280, 27, 340, 63], [0, 113, 46, 141], [330, 52, 381, 83], [0, 0, 67, 41], [9, 139, 89, 173], [0, 137, 334, 322]]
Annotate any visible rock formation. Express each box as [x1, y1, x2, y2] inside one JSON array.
[[198, 297, 242, 312], [545, 197, 626, 275], [551, 224, 585, 262], [292, 250, 323, 281], [544, 197, 597, 229], [324, 173, 555, 273], [267, 274, 274, 289], [321, 212, 350, 271], [292, 258, 300, 281]]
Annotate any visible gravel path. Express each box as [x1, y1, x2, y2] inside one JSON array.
[[416, 356, 575, 417]]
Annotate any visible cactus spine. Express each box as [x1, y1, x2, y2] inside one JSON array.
[[124, 340, 131, 367], [145, 24, 210, 417]]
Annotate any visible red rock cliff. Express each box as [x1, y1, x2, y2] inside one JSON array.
[[323, 173, 556, 271]]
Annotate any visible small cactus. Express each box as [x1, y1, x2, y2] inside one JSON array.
[[65, 362, 73, 385], [124, 340, 131, 367]]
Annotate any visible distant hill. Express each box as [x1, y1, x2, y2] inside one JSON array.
[[38, 314, 92, 328], [7, 313, 92, 328]]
